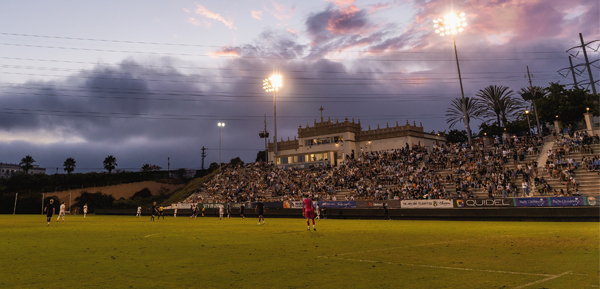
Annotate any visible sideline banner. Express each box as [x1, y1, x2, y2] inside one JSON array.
[[454, 198, 514, 208], [549, 197, 584, 207], [515, 198, 549, 207], [317, 201, 357, 209], [356, 200, 401, 209], [401, 199, 453, 209], [585, 196, 599, 206], [283, 201, 303, 209]]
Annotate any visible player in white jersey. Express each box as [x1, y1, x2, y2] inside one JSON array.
[[136, 206, 142, 217], [83, 204, 88, 218], [315, 204, 321, 221], [218, 204, 224, 220], [57, 202, 66, 222]]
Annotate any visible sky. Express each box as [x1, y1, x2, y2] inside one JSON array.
[[0, 0, 598, 173]]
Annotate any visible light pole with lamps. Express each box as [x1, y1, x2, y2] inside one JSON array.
[[263, 74, 283, 162], [434, 12, 471, 144], [218, 122, 225, 172], [525, 110, 532, 136]]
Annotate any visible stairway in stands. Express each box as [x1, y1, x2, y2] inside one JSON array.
[[540, 142, 600, 196]]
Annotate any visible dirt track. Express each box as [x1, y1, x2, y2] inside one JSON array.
[[45, 181, 185, 209]]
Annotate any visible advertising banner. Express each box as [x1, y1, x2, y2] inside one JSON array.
[[454, 198, 514, 208], [317, 201, 357, 209], [356, 200, 401, 209], [283, 201, 304, 209], [549, 197, 584, 207], [514, 198, 549, 207], [400, 199, 453, 209], [585, 196, 599, 206], [200, 203, 224, 209], [263, 202, 284, 209]]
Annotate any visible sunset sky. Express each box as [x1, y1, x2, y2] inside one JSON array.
[[0, 0, 598, 172]]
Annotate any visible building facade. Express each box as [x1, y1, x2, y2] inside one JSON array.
[[268, 116, 446, 169], [0, 163, 47, 178]]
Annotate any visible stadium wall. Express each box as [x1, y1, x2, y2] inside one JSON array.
[[96, 207, 599, 221]]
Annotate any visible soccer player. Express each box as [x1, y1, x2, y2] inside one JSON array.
[[44, 199, 55, 226], [174, 207, 177, 218], [83, 204, 88, 218], [322, 204, 327, 219], [240, 203, 245, 219], [302, 196, 316, 231], [136, 205, 142, 218], [315, 204, 321, 221], [159, 205, 164, 220], [151, 202, 157, 221], [218, 204, 224, 220], [57, 202, 66, 222], [226, 203, 231, 219], [256, 201, 265, 225]]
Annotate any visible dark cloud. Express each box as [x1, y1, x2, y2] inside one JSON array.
[[0, 0, 597, 172]]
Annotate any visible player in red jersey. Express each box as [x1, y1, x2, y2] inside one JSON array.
[[302, 196, 316, 231]]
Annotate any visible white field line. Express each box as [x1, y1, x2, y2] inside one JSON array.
[[144, 233, 158, 238], [318, 256, 554, 277], [512, 271, 571, 289], [333, 231, 559, 257]]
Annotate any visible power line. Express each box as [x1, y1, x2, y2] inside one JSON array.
[[0, 32, 568, 54], [0, 42, 563, 62]]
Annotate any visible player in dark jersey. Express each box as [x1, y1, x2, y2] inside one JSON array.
[[256, 201, 265, 225], [44, 199, 55, 226], [151, 202, 157, 221], [240, 203, 245, 219], [302, 197, 316, 231]]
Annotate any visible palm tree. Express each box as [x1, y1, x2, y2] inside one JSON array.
[[445, 97, 480, 129], [475, 85, 525, 127], [20, 155, 35, 174], [63, 157, 76, 174], [103, 155, 117, 173]]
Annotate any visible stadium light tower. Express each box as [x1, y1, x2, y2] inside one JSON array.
[[263, 74, 283, 160], [218, 122, 225, 172], [434, 12, 472, 144]]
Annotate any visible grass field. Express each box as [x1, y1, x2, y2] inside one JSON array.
[[0, 215, 598, 288]]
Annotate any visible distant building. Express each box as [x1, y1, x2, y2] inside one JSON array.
[[268, 116, 445, 169], [0, 162, 47, 178]]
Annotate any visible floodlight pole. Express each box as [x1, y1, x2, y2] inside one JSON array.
[[452, 34, 472, 144], [13, 192, 18, 215], [273, 90, 278, 159]]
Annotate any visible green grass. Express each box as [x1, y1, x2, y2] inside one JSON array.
[[0, 215, 598, 288]]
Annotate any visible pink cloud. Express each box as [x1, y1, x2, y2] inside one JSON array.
[[287, 28, 297, 34], [187, 17, 212, 28], [251, 10, 263, 20], [194, 4, 235, 30], [209, 46, 242, 58], [265, 0, 296, 22]]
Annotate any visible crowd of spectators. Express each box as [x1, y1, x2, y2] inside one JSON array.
[[188, 132, 600, 203]]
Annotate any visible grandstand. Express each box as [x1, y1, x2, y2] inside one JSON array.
[[184, 131, 599, 204]]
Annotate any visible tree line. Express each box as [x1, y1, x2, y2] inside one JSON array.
[[444, 82, 598, 142]]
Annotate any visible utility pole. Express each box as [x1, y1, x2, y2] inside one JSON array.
[[568, 56, 579, 89], [579, 33, 597, 95], [526, 66, 542, 137], [201, 146, 206, 170], [565, 33, 599, 94], [258, 115, 269, 163], [13, 192, 18, 215], [167, 157, 170, 178]]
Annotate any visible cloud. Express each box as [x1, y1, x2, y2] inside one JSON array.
[[187, 17, 212, 28], [251, 10, 263, 20], [265, 0, 296, 23], [194, 4, 236, 30]]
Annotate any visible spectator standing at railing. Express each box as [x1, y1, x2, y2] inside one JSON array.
[[522, 180, 529, 197]]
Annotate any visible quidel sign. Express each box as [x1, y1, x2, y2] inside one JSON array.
[[454, 198, 514, 208]]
